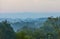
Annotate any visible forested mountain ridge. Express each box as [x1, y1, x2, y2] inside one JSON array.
[[0, 18, 47, 32], [16, 17, 60, 39], [0, 17, 60, 39]]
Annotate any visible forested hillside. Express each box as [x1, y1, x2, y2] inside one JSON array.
[[0, 17, 60, 39], [16, 17, 60, 39], [0, 20, 16, 39]]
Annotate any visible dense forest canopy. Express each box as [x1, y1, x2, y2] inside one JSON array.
[[16, 17, 60, 39], [0, 17, 60, 39], [0, 20, 16, 39]]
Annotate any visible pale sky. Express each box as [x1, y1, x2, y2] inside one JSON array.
[[0, 0, 60, 13]]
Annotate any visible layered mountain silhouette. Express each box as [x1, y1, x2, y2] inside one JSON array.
[[0, 18, 47, 32]]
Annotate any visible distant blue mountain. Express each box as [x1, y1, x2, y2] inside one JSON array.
[[0, 18, 47, 32], [0, 13, 59, 19]]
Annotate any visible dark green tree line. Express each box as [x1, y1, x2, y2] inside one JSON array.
[[0, 20, 16, 39]]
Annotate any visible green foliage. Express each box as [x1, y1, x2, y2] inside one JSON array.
[[16, 31, 33, 39], [16, 17, 60, 39], [42, 17, 60, 39], [0, 20, 16, 39], [0, 17, 60, 39]]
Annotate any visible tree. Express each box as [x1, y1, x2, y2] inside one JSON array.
[[16, 30, 33, 39], [0, 20, 16, 39], [42, 17, 60, 39]]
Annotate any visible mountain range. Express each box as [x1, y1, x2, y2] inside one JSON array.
[[0, 18, 47, 32]]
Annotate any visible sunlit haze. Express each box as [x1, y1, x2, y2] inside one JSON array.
[[0, 0, 60, 18], [0, 0, 60, 12]]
